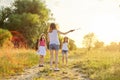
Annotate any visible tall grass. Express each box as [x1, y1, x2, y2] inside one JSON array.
[[72, 49, 120, 80], [1, 48, 120, 80], [0, 48, 39, 78]]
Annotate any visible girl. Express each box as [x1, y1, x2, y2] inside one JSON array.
[[62, 37, 69, 66], [47, 23, 74, 71], [37, 33, 47, 67]]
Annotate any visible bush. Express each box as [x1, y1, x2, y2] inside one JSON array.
[[0, 28, 12, 47]]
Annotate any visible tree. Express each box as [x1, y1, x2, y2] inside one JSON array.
[[1, 0, 51, 48], [69, 39, 77, 50], [82, 32, 97, 51], [6, 13, 42, 47], [94, 40, 104, 49], [0, 7, 12, 27], [105, 42, 119, 51]]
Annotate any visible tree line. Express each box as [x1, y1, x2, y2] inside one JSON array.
[[82, 32, 120, 52], [0, 0, 76, 50]]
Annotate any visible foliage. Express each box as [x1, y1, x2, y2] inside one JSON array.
[[0, 7, 12, 27], [69, 39, 77, 50], [82, 32, 97, 51], [94, 40, 104, 49], [0, 0, 51, 48], [105, 42, 120, 51], [11, 31, 27, 48], [6, 13, 42, 47], [0, 28, 12, 47]]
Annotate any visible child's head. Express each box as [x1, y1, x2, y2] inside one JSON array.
[[48, 23, 57, 32], [63, 36, 68, 43], [40, 33, 46, 41]]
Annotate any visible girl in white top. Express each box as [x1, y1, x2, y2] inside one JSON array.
[[48, 23, 74, 71], [62, 37, 69, 65]]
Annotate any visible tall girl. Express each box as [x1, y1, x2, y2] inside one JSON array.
[[47, 23, 74, 71]]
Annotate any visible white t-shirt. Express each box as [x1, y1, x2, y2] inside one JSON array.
[[62, 42, 68, 50], [48, 30, 60, 45]]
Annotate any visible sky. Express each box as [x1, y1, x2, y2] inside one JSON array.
[[1, 0, 120, 47], [0, 0, 13, 7], [45, 0, 120, 47]]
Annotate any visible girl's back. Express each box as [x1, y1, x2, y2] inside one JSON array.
[[48, 30, 60, 45]]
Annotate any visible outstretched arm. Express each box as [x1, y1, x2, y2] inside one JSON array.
[[57, 29, 74, 35]]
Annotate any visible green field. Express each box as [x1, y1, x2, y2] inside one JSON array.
[[0, 48, 120, 80]]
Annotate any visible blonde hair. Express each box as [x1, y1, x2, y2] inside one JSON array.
[[48, 23, 57, 33]]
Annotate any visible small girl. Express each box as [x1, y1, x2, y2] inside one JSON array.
[[37, 33, 47, 67], [62, 36, 69, 65], [48, 23, 74, 71]]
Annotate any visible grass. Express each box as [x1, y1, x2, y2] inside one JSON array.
[[34, 49, 88, 80], [34, 49, 120, 80], [72, 49, 120, 80], [0, 48, 120, 80], [0, 48, 39, 78]]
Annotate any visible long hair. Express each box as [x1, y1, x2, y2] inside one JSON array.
[[39, 33, 46, 42], [48, 23, 57, 33], [63, 37, 68, 43]]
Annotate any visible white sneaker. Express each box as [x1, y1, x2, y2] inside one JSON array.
[[54, 68, 60, 71], [50, 67, 53, 70]]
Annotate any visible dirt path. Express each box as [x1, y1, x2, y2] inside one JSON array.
[[3, 51, 90, 80], [5, 64, 90, 80], [5, 65, 41, 80]]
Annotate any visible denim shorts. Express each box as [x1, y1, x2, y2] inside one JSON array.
[[62, 50, 68, 54], [49, 44, 59, 50]]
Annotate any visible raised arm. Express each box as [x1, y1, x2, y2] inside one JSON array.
[[57, 29, 74, 35]]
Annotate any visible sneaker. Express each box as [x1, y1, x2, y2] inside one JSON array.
[[53, 61, 55, 64], [63, 71, 68, 74], [50, 67, 53, 70], [54, 68, 60, 71], [39, 64, 44, 67]]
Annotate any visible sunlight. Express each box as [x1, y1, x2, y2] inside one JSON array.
[[1, 0, 120, 47], [46, 0, 120, 47], [1, 1, 120, 80], [89, 14, 120, 45]]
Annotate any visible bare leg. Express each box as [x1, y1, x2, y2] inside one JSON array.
[[62, 54, 65, 65], [55, 50, 59, 68], [50, 50, 54, 68], [39, 55, 44, 67], [41, 55, 44, 65], [39, 56, 41, 65], [65, 53, 68, 65]]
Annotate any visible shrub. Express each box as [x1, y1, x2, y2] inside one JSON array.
[[0, 28, 12, 47]]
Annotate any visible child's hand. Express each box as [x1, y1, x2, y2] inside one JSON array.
[[70, 29, 75, 32]]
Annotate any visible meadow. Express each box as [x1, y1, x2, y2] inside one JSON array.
[[0, 48, 39, 78], [0, 48, 120, 80], [72, 49, 120, 80], [33, 49, 120, 80]]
